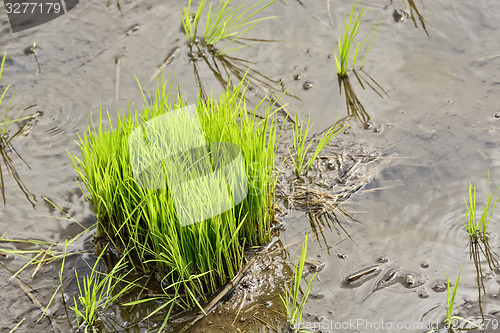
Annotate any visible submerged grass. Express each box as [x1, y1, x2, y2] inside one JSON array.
[[70, 77, 279, 316], [334, 0, 380, 77], [468, 239, 497, 321], [463, 174, 500, 242], [281, 234, 316, 333], [0, 51, 37, 207]]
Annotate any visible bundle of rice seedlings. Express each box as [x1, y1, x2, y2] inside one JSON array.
[[70, 78, 279, 312]]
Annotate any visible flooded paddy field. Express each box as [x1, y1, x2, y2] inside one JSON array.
[[1, 0, 500, 332]]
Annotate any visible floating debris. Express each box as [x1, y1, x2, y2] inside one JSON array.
[[344, 265, 381, 286]]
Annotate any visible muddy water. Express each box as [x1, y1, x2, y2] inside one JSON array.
[[1, 0, 500, 332]]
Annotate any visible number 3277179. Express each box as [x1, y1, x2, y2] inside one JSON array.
[[5, 2, 61, 14]]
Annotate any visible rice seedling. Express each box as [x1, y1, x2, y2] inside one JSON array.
[[24, 42, 41, 73], [0, 237, 84, 281], [445, 267, 461, 330], [460, 175, 500, 323], [57, 241, 72, 328], [0, 51, 39, 134], [0, 209, 142, 331], [0, 51, 37, 207], [338, 75, 369, 124], [72, 245, 135, 330], [70, 76, 280, 324], [332, 1, 386, 127], [0, 197, 90, 283], [38, 240, 72, 328], [440, 267, 480, 332], [0, 235, 84, 331], [462, 174, 500, 242], [181, 0, 282, 103], [288, 111, 345, 178], [182, 0, 276, 55], [334, 0, 380, 78], [281, 234, 316, 333]]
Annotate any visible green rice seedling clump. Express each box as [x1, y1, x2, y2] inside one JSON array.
[[70, 78, 278, 308], [281, 234, 316, 333], [463, 174, 500, 242], [182, 0, 276, 55], [288, 111, 345, 178], [334, 0, 380, 77]]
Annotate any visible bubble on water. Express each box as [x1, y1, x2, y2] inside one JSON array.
[[377, 256, 388, 263], [418, 288, 430, 298], [431, 280, 447, 293], [303, 81, 313, 90]]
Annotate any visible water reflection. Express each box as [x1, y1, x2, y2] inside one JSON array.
[[308, 209, 355, 253], [0, 123, 36, 208], [468, 237, 498, 321], [337, 69, 388, 127], [189, 41, 279, 101]]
